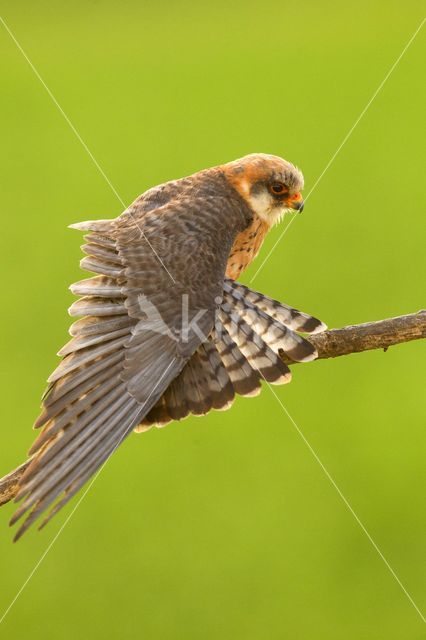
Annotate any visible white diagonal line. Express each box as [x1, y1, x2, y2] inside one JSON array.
[[250, 16, 425, 284], [0, 357, 177, 626], [249, 213, 298, 283], [263, 379, 425, 624], [0, 15, 176, 284], [305, 17, 425, 202]]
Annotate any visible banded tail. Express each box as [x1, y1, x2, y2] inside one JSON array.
[[138, 278, 326, 429]]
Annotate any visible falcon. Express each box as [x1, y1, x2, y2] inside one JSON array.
[[5, 153, 326, 540]]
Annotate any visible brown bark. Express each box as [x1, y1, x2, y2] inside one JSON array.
[[1, 311, 425, 507], [282, 310, 426, 363], [0, 461, 31, 507]]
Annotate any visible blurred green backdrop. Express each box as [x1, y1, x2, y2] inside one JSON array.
[[0, 1, 425, 638]]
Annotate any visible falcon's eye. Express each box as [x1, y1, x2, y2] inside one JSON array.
[[269, 182, 287, 195]]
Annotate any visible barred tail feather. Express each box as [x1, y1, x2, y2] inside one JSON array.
[[212, 325, 261, 397], [222, 282, 317, 363], [218, 303, 292, 384], [226, 279, 327, 334]]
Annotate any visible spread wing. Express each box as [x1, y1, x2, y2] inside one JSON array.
[[10, 192, 248, 540]]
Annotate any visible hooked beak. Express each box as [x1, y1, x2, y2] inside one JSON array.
[[288, 192, 304, 213]]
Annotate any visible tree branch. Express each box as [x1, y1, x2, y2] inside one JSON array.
[[282, 310, 426, 363], [0, 461, 30, 507], [1, 311, 425, 507]]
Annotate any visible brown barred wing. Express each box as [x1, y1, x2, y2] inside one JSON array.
[[10, 223, 145, 540], [10, 187, 251, 539], [137, 278, 326, 430]]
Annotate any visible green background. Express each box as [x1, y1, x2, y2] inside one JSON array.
[[0, 1, 425, 638]]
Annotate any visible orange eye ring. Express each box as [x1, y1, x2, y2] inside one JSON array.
[[269, 182, 287, 195]]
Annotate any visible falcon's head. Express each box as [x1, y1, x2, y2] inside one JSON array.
[[224, 153, 304, 226]]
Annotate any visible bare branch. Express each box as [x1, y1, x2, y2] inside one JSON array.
[[300, 310, 425, 361], [1, 311, 425, 507], [0, 461, 31, 507]]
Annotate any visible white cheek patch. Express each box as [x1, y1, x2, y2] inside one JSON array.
[[247, 192, 272, 220], [247, 192, 292, 226]]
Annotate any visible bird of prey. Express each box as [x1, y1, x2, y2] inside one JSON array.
[[4, 153, 326, 540]]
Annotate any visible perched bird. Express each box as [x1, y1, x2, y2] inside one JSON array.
[[4, 153, 326, 540]]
